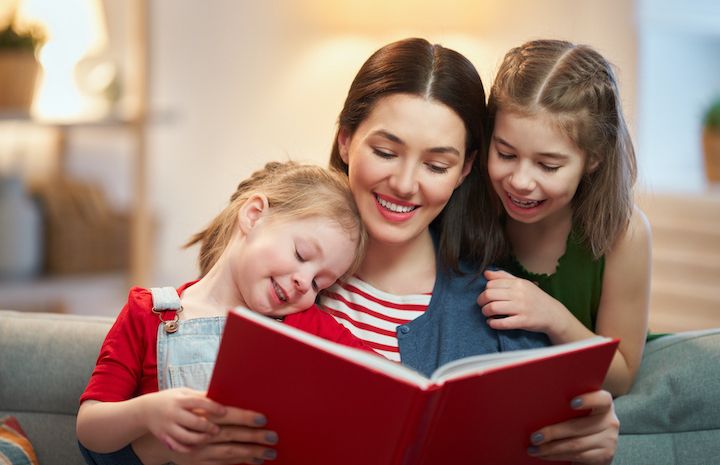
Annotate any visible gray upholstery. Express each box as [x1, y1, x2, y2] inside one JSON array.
[[614, 328, 720, 465], [0, 310, 113, 465]]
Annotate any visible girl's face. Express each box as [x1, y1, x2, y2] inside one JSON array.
[[338, 94, 471, 247], [230, 202, 357, 317], [488, 110, 592, 226]]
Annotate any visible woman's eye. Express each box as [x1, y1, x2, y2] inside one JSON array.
[[497, 151, 515, 160], [372, 148, 395, 159], [426, 163, 449, 174]]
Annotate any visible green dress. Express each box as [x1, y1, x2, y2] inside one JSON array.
[[500, 229, 604, 331]]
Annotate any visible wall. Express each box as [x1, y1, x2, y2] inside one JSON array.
[[142, 0, 638, 286]]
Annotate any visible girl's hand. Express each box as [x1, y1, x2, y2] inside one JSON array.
[[133, 405, 279, 465], [477, 269, 572, 339], [141, 388, 226, 452], [526, 390, 619, 465]]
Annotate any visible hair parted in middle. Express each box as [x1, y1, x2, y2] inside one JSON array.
[[186, 161, 367, 279], [329, 37, 505, 272], [488, 39, 637, 258]]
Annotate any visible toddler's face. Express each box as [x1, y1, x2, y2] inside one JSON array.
[[231, 215, 357, 317]]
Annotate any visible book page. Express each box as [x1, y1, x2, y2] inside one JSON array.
[[431, 336, 612, 382], [231, 307, 434, 388]]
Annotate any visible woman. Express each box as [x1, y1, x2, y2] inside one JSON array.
[[320, 38, 618, 464]]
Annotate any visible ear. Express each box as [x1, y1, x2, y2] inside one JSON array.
[[456, 150, 477, 188], [586, 156, 600, 174], [337, 127, 352, 165], [237, 193, 270, 234]]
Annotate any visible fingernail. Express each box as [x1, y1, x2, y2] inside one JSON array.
[[530, 432, 544, 445], [528, 445, 539, 455], [263, 449, 277, 460], [254, 415, 267, 426], [571, 397, 584, 409], [265, 431, 278, 444]]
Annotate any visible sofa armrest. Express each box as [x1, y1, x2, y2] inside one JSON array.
[[614, 327, 720, 465]]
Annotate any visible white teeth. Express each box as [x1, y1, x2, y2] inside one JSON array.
[[376, 196, 416, 213], [272, 280, 287, 301], [509, 194, 541, 208]]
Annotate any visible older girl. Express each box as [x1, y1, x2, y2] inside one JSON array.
[[478, 39, 651, 397]]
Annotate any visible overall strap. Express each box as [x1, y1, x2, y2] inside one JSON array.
[[150, 286, 184, 333]]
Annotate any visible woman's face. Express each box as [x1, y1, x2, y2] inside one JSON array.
[[338, 93, 471, 247]]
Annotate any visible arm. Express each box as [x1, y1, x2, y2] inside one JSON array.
[[593, 207, 651, 395], [527, 390, 619, 465], [77, 389, 225, 453], [478, 208, 651, 395]]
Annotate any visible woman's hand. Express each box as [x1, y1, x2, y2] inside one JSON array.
[[477, 269, 578, 341], [526, 390, 619, 465], [133, 404, 278, 465]]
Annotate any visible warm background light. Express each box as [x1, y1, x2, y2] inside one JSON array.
[[17, 0, 108, 121]]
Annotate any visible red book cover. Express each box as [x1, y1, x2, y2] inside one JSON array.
[[207, 308, 618, 465]]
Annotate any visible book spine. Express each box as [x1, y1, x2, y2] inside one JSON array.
[[395, 386, 442, 465]]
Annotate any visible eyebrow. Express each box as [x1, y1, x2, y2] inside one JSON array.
[[371, 129, 461, 157], [493, 135, 569, 160]]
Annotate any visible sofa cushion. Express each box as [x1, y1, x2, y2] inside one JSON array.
[[614, 327, 720, 465], [0, 415, 39, 465]]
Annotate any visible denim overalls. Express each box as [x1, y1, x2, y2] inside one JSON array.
[[79, 287, 226, 465]]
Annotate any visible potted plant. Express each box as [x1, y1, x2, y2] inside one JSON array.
[[0, 9, 46, 113], [703, 97, 720, 184]]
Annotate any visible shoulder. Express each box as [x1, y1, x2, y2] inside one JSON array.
[[612, 206, 651, 256]]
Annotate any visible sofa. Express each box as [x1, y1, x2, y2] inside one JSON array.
[[1, 309, 719, 465]]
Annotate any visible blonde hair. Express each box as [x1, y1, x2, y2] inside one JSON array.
[[186, 161, 367, 279], [488, 39, 637, 258]]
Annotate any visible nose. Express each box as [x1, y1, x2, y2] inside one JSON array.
[[508, 161, 536, 193], [388, 161, 419, 197], [292, 270, 312, 295]]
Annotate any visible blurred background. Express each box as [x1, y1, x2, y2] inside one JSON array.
[[0, 0, 718, 332]]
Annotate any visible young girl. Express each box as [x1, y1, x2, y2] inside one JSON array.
[[478, 39, 651, 397], [322, 38, 619, 464], [77, 161, 369, 465]]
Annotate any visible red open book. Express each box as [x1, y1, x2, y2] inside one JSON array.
[[207, 307, 618, 465]]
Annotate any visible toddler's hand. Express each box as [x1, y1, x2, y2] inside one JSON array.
[[141, 388, 226, 452]]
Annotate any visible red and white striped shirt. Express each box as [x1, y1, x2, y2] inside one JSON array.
[[320, 276, 431, 361]]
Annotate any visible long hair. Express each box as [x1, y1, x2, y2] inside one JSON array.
[[488, 39, 637, 258], [329, 37, 505, 272], [185, 161, 367, 278]]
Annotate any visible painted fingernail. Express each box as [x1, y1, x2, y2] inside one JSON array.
[[571, 397, 584, 409], [528, 445, 540, 455], [263, 449, 277, 460], [265, 432, 278, 444], [254, 415, 267, 426], [530, 432, 544, 445]]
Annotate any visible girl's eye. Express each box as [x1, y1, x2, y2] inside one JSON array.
[[539, 163, 561, 173], [372, 148, 395, 159], [497, 151, 515, 160], [295, 249, 306, 262]]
